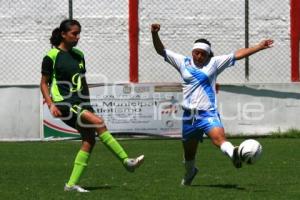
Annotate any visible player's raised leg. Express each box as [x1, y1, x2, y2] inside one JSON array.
[[208, 127, 242, 168], [79, 110, 144, 172]]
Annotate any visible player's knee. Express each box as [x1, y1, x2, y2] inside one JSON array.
[[81, 139, 96, 152], [211, 136, 225, 147], [93, 116, 105, 126], [209, 128, 226, 147]]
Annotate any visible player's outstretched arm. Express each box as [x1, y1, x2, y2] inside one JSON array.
[[151, 24, 165, 57], [235, 39, 274, 60]]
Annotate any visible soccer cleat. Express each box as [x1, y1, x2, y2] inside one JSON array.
[[123, 155, 144, 172], [181, 167, 198, 186], [64, 184, 89, 193], [232, 146, 242, 168]]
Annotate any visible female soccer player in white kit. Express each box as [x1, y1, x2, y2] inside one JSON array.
[[151, 23, 273, 186]]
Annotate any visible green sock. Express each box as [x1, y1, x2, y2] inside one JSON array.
[[99, 131, 128, 162], [67, 150, 90, 187]]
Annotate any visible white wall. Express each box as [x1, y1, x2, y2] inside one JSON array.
[[0, 83, 300, 140], [0, 87, 41, 140], [0, 0, 69, 85], [0, 0, 129, 85], [0, 0, 291, 85], [218, 83, 300, 135], [139, 0, 290, 83]]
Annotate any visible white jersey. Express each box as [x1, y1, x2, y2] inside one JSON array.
[[164, 49, 236, 111]]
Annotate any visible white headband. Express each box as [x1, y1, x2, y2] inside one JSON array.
[[192, 42, 211, 54]]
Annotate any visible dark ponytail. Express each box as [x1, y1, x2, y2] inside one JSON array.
[[50, 27, 62, 47], [194, 38, 214, 57], [49, 19, 81, 47]]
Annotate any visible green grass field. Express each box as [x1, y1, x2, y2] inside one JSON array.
[[0, 138, 299, 200]]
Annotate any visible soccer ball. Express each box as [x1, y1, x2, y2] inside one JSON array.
[[238, 139, 262, 164]]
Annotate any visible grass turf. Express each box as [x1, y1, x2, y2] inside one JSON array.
[[0, 138, 299, 200]]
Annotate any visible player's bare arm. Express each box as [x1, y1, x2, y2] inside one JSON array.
[[235, 39, 274, 60], [151, 23, 165, 57], [40, 74, 62, 117]]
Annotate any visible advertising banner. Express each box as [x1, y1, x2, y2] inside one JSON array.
[[43, 83, 183, 139]]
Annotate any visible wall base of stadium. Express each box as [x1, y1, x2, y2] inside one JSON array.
[[219, 83, 300, 135], [0, 83, 299, 141], [0, 86, 42, 141]]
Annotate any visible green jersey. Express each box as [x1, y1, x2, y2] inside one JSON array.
[[41, 47, 90, 104]]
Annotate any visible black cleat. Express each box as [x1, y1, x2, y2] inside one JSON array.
[[181, 167, 199, 186], [232, 146, 242, 168]]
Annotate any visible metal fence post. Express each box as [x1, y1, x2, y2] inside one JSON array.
[[245, 0, 249, 81], [69, 0, 73, 20]]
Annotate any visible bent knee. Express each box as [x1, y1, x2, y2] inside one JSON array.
[[93, 116, 105, 125], [210, 135, 226, 147], [81, 139, 96, 152]]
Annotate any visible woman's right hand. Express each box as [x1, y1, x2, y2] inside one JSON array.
[[49, 103, 62, 117], [151, 24, 160, 33]]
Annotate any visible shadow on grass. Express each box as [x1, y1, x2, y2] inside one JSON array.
[[192, 184, 246, 191], [85, 185, 113, 191]]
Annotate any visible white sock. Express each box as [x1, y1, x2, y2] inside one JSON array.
[[183, 159, 195, 175], [220, 141, 234, 158]]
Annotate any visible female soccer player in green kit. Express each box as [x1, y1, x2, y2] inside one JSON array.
[[40, 19, 144, 192]]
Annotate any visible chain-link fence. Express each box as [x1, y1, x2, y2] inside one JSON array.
[[0, 0, 68, 85], [0, 0, 291, 85], [0, 0, 129, 85], [74, 0, 130, 84], [248, 0, 290, 83], [139, 0, 290, 83]]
